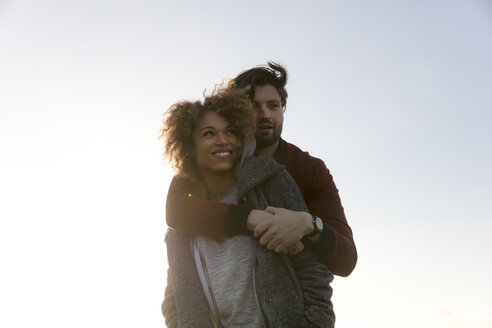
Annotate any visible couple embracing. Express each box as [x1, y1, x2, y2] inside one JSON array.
[[159, 63, 357, 327]]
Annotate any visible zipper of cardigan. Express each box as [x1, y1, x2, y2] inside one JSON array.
[[191, 237, 222, 327], [252, 261, 268, 328]]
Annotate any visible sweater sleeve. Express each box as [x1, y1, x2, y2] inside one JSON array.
[[162, 271, 178, 328], [166, 176, 253, 238], [289, 252, 335, 327], [262, 168, 335, 326], [293, 151, 358, 277]]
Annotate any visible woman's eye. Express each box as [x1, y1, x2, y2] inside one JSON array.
[[203, 131, 214, 137], [227, 129, 236, 135]]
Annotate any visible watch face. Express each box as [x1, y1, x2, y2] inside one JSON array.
[[315, 217, 324, 231]]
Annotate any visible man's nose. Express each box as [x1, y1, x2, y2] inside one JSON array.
[[257, 104, 270, 119]]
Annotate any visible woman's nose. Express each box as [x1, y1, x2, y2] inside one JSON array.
[[215, 133, 228, 144]]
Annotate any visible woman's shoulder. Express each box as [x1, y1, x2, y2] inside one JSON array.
[[241, 156, 283, 180]]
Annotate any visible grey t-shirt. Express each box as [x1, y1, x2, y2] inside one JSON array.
[[196, 185, 263, 327]]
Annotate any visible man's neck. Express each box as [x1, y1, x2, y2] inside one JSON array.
[[254, 140, 279, 157]]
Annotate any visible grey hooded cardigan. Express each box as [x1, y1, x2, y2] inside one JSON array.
[[163, 150, 335, 328]]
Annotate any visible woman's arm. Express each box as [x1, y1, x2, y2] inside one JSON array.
[[260, 168, 335, 326], [289, 252, 335, 327], [162, 271, 178, 328]]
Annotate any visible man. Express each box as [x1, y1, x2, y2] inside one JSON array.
[[165, 62, 357, 277]]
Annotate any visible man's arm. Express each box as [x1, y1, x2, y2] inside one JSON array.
[[166, 176, 254, 238], [305, 158, 357, 277], [249, 142, 357, 276], [166, 152, 357, 276]]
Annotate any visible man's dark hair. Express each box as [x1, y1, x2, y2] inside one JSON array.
[[233, 62, 288, 108]]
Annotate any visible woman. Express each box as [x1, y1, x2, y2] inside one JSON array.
[[160, 83, 334, 328]]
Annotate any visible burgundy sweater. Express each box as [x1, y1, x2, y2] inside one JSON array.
[[165, 139, 357, 277]]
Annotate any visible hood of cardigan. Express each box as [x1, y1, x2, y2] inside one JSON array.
[[236, 139, 285, 198], [234, 137, 255, 178]]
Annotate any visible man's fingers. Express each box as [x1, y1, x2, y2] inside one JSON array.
[[293, 240, 304, 253], [266, 237, 282, 251], [259, 231, 272, 246], [254, 223, 269, 238], [259, 228, 276, 246], [274, 240, 305, 254], [264, 206, 277, 215], [274, 243, 290, 254]]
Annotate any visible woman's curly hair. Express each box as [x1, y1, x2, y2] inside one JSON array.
[[159, 82, 256, 182]]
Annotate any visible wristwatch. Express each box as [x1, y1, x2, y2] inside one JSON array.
[[306, 215, 323, 238]]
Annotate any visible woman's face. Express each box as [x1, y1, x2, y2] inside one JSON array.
[[193, 111, 241, 177]]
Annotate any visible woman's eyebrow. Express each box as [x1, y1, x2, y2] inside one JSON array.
[[198, 126, 215, 133]]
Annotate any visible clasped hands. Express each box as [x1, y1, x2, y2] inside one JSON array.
[[247, 207, 314, 254]]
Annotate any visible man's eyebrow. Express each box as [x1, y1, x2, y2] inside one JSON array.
[[252, 99, 280, 104]]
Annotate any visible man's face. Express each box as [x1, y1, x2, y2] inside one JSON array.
[[252, 84, 284, 149]]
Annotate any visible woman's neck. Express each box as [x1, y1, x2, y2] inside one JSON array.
[[200, 171, 237, 200]]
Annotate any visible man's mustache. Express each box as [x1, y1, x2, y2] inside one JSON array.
[[257, 118, 273, 125]]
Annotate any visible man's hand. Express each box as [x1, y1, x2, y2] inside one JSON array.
[[248, 206, 314, 254], [247, 209, 275, 231]]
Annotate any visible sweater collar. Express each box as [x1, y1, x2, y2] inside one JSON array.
[[273, 138, 287, 165]]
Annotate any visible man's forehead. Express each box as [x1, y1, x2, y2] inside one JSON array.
[[253, 84, 281, 101]]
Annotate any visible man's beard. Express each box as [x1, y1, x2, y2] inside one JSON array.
[[255, 119, 282, 149]]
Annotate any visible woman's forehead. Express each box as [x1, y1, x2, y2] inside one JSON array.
[[196, 111, 230, 129]]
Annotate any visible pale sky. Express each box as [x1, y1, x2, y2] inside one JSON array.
[[1, 1, 491, 327]]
